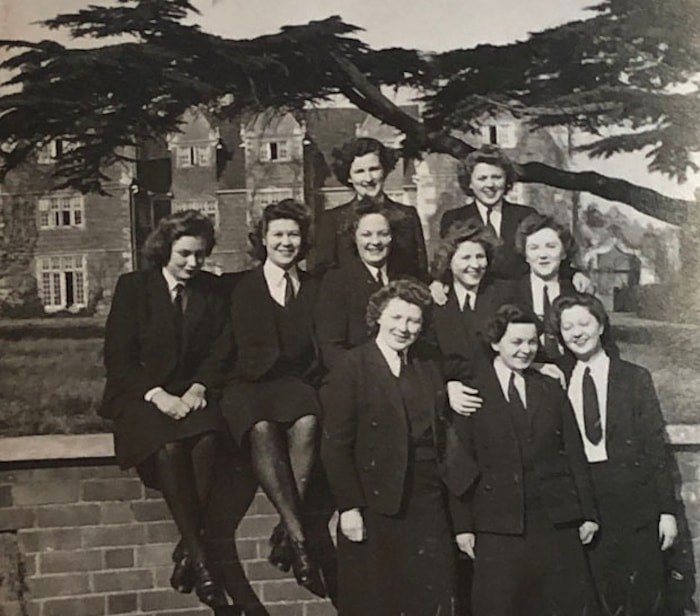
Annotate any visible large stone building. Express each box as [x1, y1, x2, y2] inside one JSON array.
[[0, 106, 574, 314]]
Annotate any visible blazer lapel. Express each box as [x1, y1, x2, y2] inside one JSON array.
[[146, 269, 180, 363], [366, 342, 408, 433], [604, 357, 623, 442], [181, 278, 206, 353]]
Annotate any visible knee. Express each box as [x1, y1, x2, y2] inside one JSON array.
[[250, 420, 277, 437], [292, 414, 318, 435], [155, 440, 185, 463]]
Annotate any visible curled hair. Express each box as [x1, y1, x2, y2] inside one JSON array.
[[143, 209, 215, 268], [248, 199, 312, 263], [365, 278, 432, 337], [548, 293, 618, 356], [457, 144, 520, 197], [485, 303, 542, 346], [348, 197, 392, 236], [331, 137, 398, 187], [430, 216, 499, 283], [514, 212, 576, 260]]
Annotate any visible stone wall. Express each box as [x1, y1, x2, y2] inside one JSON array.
[[0, 430, 697, 616]]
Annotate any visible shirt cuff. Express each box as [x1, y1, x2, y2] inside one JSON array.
[[144, 387, 165, 402]]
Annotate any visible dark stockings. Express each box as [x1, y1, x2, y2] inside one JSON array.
[[154, 432, 219, 565], [249, 415, 318, 543]]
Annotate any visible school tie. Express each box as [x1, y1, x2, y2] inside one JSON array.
[[376, 269, 386, 287], [542, 284, 551, 317], [508, 372, 526, 414], [173, 283, 186, 315], [283, 271, 295, 307], [485, 208, 497, 237], [541, 284, 560, 356], [582, 367, 603, 444]]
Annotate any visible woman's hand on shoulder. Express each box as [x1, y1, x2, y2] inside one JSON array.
[[659, 513, 678, 551], [152, 390, 191, 420], [572, 272, 594, 294], [447, 381, 483, 416], [578, 520, 599, 545], [339, 508, 366, 543], [455, 533, 475, 559], [429, 280, 449, 306]]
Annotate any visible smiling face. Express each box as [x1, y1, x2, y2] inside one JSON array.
[[348, 152, 386, 199], [559, 305, 604, 362], [354, 212, 392, 267], [525, 227, 566, 281], [469, 162, 507, 208], [491, 322, 539, 372], [263, 218, 302, 269], [451, 240, 488, 290], [376, 297, 423, 353], [166, 235, 207, 282]]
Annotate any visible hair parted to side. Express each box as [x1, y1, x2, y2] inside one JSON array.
[[457, 144, 520, 197], [248, 199, 312, 263], [514, 211, 576, 260], [431, 216, 500, 283], [486, 303, 542, 345], [143, 209, 216, 267], [331, 137, 398, 187], [365, 278, 432, 337]]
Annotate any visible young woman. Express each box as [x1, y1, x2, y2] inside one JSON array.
[[550, 293, 678, 616], [221, 200, 325, 598], [315, 200, 395, 370], [314, 137, 428, 280], [321, 280, 457, 615], [101, 210, 230, 609], [449, 304, 600, 616]]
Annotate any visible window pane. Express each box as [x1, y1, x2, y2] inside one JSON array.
[[196, 146, 211, 166], [75, 272, 85, 304]]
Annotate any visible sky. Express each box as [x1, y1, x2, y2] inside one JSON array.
[[0, 0, 697, 205]]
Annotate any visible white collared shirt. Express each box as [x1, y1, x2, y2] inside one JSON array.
[[375, 337, 404, 378], [162, 267, 184, 302], [453, 280, 478, 311], [363, 262, 389, 286], [475, 201, 503, 237], [263, 259, 301, 306], [530, 274, 561, 318], [568, 350, 610, 462], [493, 356, 527, 408]]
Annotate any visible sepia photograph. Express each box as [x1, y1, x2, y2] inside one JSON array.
[[0, 0, 698, 614]]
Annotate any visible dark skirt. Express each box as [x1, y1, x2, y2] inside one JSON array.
[[587, 463, 666, 616], [112, 396, 225, 487], [222, 376, 321, 444], [337, 457, 457, 616], [471, 500, 599, 616]]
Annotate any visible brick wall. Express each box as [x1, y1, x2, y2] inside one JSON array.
[[0, 445, 336, 616], [0, 433, 698, 616]]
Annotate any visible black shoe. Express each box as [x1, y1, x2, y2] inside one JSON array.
[[268, 523, 293, 573], [193, 561, 229, 608], [170, 541, 195, 594], [290, 539, 326, 598]]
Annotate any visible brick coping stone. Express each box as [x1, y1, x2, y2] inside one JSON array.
[[0, 427, 698, 463]]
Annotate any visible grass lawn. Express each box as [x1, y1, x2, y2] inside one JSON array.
[[0, 314, 698, 437]]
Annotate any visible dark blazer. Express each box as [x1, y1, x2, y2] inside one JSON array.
[[229, 266, 321, 382], [430, 277, 513, 364], [100, 268, 231, 419], [567, 357, 676, 528], [439, 201, 536, 280], [315, 259, 397, 371], [448, 362, 597, 535], [320, 342, 450, 515], [313, 196, 428, 280]]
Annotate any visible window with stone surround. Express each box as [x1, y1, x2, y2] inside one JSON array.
[[38, 195, 85, 229], [172, 198, 219, 228], [175, 145, 212, 168], [37, 254, 88, 310], [259, 140, 290, 162], [480, 122, 517, 148]]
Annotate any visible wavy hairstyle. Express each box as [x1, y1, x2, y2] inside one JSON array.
[[457, 144, 520, 197], [331, 137, 398, 187], [514, 212, 576, 261], [430, 216, 499, 283], [143, 209, 216, 267], [548, 293, 619, 356], [485, 303, 543, 346], [248, 199, 312, 263], [366, 278, 432, 337]]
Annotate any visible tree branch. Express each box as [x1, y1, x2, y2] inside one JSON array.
[[329, 50, 693, 225]]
